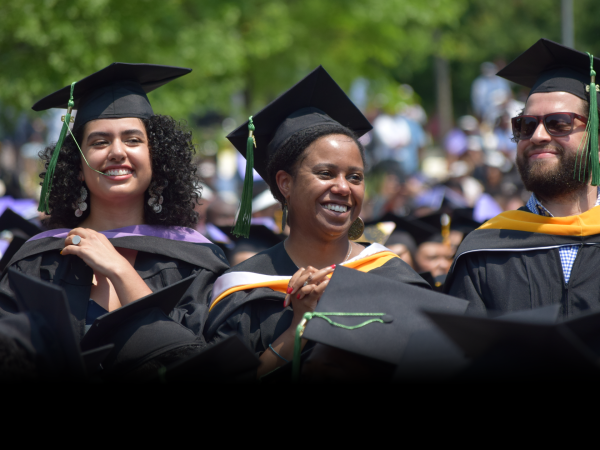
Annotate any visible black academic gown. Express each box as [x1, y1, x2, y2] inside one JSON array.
[[445, 206, 600, 319], [0, 225, 229, 341], [204, 242, 430, 356]]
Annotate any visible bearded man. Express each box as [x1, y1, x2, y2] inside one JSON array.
[[444, 39, 600, 319]]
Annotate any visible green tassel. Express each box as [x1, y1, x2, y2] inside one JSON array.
[[574, 127, 589, 182], [38, 82, 76, 214], [232, 116, 256, 238], [587, 53, 600, 186], [292, 311, 387, 382]]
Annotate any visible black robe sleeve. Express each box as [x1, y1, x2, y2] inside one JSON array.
[[205, 288, 292, 357], [169, 267, 222, 336], [445, 253, 488, 315]]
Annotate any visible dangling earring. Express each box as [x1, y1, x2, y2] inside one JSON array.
[[281, 201, 288, 231], [74, 186, 88, 217], [148, 180, 168, 213], [348, 217, 364, 240]]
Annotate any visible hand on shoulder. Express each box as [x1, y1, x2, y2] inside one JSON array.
[[60, 228, 132, 278]]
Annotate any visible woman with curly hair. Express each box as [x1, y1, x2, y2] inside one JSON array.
[[0, 64, 229, 376], [203, 67, 429, 378]]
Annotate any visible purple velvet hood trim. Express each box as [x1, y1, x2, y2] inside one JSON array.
[[28, 225, 211, 244]]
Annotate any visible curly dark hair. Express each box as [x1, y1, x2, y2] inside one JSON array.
[[265, 123, 366, 205], [39, 115, 200, 229]]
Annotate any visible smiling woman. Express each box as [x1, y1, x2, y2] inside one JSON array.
[[203, 66, 430, 378], [41, 114, 199, 230], [0, 63, 229, 378]]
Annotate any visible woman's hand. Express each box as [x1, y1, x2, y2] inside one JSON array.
[[284, 264, 335, 325], [60, 228, 152, 305], [257, 264, 336, 378], [61, 228, 130, 278]]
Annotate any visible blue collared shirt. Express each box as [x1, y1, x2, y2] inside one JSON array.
[[526, 188, 600, 284]]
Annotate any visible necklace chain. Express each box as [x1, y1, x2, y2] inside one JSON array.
[[343, 241, 352, 262], [285, 240, 353, 269]]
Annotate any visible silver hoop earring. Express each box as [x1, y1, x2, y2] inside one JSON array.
[[74, 186, 88, 217], [148, 180, 168, 213]]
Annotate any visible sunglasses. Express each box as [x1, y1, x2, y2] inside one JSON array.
[[511, 112, 588, 141]]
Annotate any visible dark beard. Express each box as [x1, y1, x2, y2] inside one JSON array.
[[516, 146, 590, 199]]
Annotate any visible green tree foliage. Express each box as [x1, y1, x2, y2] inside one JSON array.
[[0, 0, 463, 124], [430, 0, 600, 117], [1, 0, 598, 128]]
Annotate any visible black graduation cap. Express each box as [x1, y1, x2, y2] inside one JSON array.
[[417, 210, 480, 234], [227, 66, 372, 182], [417, 271, 446, 291], [357, 221, 397, 245], [0, 208, 44, 272], [225, 66, 372, 238], [365, 213, 439, 247], [3, 268, 113, 379], [557, 308, 600, 357], [80, 274, 198, 377], [299, 266, 468, 369], [412, 212, 451, 245], [0, 208, 43, 237], [0, 236, 27, 273], [218, 224, 285, 246], [394, 327, 469, 381], [394, 305, 562, 381], [154, 335, 260, 383], [218, 224, 285, 261], [497, 38, 600, 103], [414, 210, 482, 246], [450, 207, 482, 235], [424, 305, 600, 379], [32, 63, 192, 131]]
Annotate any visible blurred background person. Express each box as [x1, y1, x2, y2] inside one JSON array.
[[471, 62, 512, 127]]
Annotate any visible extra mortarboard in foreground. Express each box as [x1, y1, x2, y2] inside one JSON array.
[[80, 275, 197, 377], [423, 305, 600, 380], [154, 335, 260, 383], [296, 266, 468, 380], [226, 66, 372, 238], [394, 305, 562, 381], [2, 269, 113, 379]]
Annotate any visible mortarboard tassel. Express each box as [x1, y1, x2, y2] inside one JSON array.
[[292, 311, 388, 382], [441, 213, 451, 247], [586, 53, 600, 186], [576, 54, 600, 185], [232, 116, 256, 238], [38, 82, 76, 214]]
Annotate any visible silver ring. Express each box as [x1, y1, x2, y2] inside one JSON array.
[[303, 281, 309, 287], [72, 235, 82, 245]]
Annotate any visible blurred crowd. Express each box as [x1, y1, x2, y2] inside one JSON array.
[[0, 61, 530, 282]]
